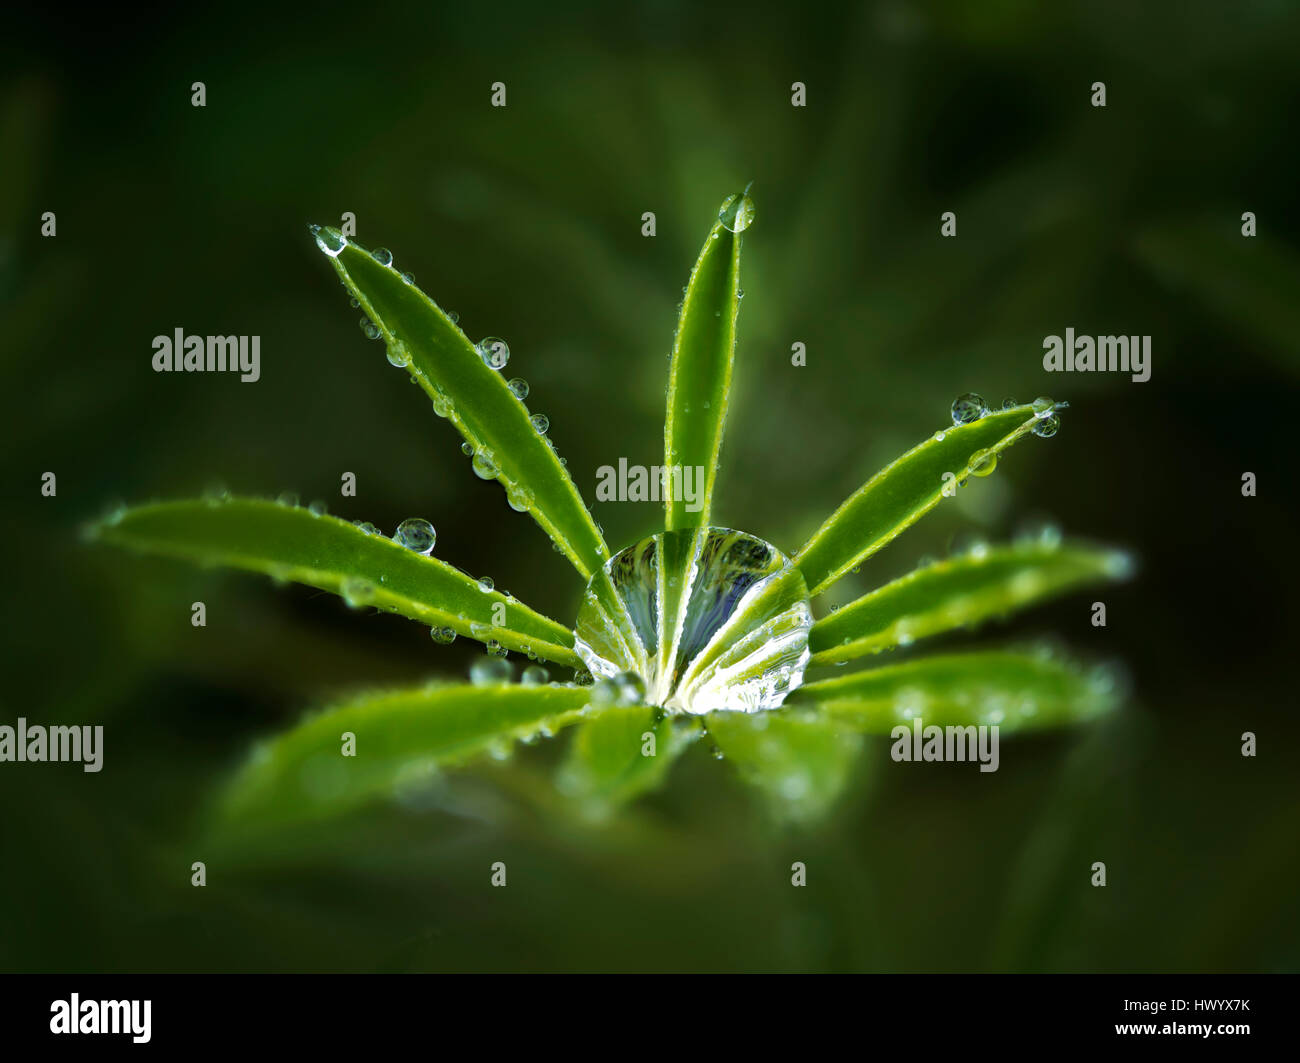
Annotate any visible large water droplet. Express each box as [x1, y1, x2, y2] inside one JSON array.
[[574, 527, 812, 715], [1032, 414, 1061, 438], [472, 452, 497, 479], [718, 192, 756, 233], [386, 343, 410, 367], [395, 518, 436, 555], [529, 413, 549, 435], [968, 448, 998, 477], [950, 392, 988, 425], [311, 225, 346, 257], [477, 576, 495, 593], [371, 247, 393, 267], [477, 337, 510, 370], [507, 377, 529, 400]]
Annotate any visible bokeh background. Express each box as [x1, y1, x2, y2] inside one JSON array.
[[3, 0, 1297, 971]]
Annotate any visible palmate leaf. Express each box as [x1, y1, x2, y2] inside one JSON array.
[[91, 499, 579, 666], [313, 226, 609, 581], [707, 707, 864, 823], [557, 705, 697, 814], [663, 192, 748, 532], [213, 682, 593, 834], [809, 540, 1134, 665], [789, 649, 1122, 733], [794, 404, 1053, 597]]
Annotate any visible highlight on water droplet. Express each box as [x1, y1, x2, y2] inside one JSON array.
[[950, 392, 988, 426], [394, 518, 436, 555], [529, 413, 549, 435], [718, 191, 756, 233], [477, 337, 510, 370], [371, 247, 393, 267]]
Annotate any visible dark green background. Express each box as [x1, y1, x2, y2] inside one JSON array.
[[3, 0, 1297, 971]]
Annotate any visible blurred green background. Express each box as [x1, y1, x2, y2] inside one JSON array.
[[3, 0, 1297, 971]]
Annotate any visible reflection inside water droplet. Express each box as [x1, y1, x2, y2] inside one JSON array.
[[574, 527, 811, 715]]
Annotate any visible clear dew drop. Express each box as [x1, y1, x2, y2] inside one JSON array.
[[476, 576, 495, 593], [1032, 414, 1061, 438], [950, 392, 988, 426], [470, 656, 513, 685], [521, 664, 550, 686], [477, 337, 510, 370], [311, 225, 346, 257], [1032, 396, 1055, 414], [371, 247, 393, 267], [472, 451, 497, 480], [401, 271, 415, 284], [968, 448, 998, 476], [360, 318, 381, 340], [1001, 397, 1018, 410], [349, 296, 360, 308], [385, 343, 410, 367], [485, 639, 508, 658], [507, 377, 529, 400], [529, 413, 549, 435], [394, 518, 436, 555], [461, 442, 474, 456], [430, 625, 457, 644], [352, 519, 379, 535], [308, 500, 328, 516], [718, 192, 756, 233], [448, 310, 460, 324]]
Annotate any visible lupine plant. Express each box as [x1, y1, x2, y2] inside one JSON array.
[[92, 190, 1132, 832]]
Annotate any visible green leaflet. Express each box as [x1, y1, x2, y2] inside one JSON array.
[[789, 649, 1122, 733], [662, 192, 748, 531], [213, 682, 592, 833], [707, 707, 863, 823], [795, 404, 1051, 596], [810, 540, 1133, 664], [91, 499, 578, 666], [558, 705, 696, 813], [314, 226, 608, 580]]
